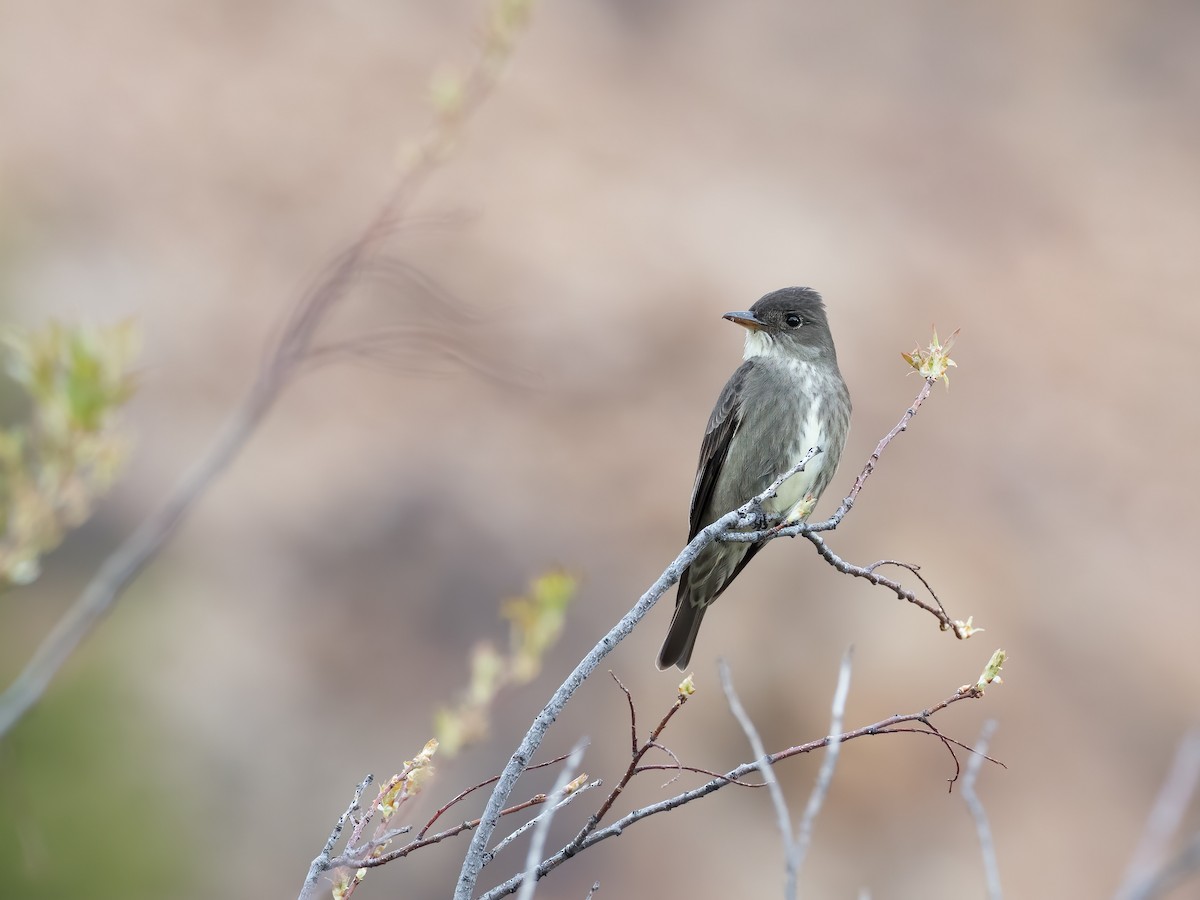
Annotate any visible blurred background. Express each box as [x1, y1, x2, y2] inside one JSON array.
[[3, 1, 1199, 897]]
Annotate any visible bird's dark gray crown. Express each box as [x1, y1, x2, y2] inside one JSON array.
[[748, 286, 830, 334]]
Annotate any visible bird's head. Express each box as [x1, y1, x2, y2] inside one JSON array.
[[724, 287, 837, 361]]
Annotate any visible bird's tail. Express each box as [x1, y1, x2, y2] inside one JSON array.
[[656, 598, 705, 671]]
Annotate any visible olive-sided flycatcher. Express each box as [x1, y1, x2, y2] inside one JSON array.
[[656, 287, 852, 670]]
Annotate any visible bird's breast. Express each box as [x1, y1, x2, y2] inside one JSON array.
[[762, 400, 829, 516], [754, 359, 839, 519]]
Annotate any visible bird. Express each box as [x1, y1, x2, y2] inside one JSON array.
[[656, 287, 852, 671]]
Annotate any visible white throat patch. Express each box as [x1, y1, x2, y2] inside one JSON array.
[[742, 329, 775, 360]]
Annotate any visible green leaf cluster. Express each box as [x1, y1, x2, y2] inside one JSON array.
[[435, 571, 577, 756], [0, 320, 139, 587]]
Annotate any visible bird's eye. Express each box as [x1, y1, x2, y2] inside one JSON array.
[[785, 313, 803, 328]]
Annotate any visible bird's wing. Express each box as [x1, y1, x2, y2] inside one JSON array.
[[688, 360, 753, 540]]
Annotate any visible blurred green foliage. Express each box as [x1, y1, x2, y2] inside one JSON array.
[[0, 667, 198, 899], [435, 570, 577, 756], [0, 320, 138, 587]]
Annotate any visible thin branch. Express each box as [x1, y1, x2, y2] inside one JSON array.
[[345, 772, 400, 857], [833, 377, 935, 522], [515, 740, 587, 900], [633, 761, 764, 788], [419, 752, 574, 840], [718, 528, 961, 633], [298, 775, 373, 900], [298, 753, 585, 899], [865, 559, 943, 606], [962, 720, 1002, 900], [0, 0, 537, 743], [719, 659, 796, 895], [610, 672, 639, 758], [363, 824, 413, 847], [794, 647, 854, 880], [1117, 727, 1200, 900], [476, 681, 992, 900], [332, 791, 554, 870], [1125, 831, 1200, 900], [488, 780, 601, 861], [805, 533, 957, 632], [566, 679, 693, 852], [454, 377, 952, 898], [874, 723, 1006, 790]]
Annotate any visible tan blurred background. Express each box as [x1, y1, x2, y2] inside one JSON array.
[[2, 1, 1200, 898]]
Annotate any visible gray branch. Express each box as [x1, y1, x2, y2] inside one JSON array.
[[793, 647, 853, 880], [720, 659, 797, 894], [962, 719, 1002, 900], [298, 774, 373, 900], [489, 779, 601, 862], [1117, 727, 1200, 900], [515, 740, 587, 900]]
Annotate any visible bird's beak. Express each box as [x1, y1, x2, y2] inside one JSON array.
[[722, 311, 766, 331]]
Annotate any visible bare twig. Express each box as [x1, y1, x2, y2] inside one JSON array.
[[876, 723, 1006, 791], [794, 647, 854, 879], [634, 760, 764, 788], [611, 672, 639, 758], [333, 791, 553, 871], [298, 775, 373, 900], [834, 377, 935, 521], [455, 377, 954, 898], [488, 779, 601, 861], [719, 660, 797, 894], [804, 533, 957, 632], [515, 741, 588, 900], [567, 678, 694, 852], [1117, 728, 1200, 900], [419, 752, 574, 841], [962, 720, 1002, 900]]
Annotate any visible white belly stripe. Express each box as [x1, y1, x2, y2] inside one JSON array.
[[764, 401, 826, 516]]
